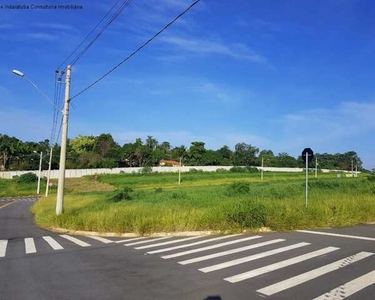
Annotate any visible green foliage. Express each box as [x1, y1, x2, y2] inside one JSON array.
[[225, 201, 267, 228], [216, 168, 229, 172], [230, 166, 247, 173], [155, 187, 163, 193], [189, 168, 203, 174], [110, 187, 134, 202], [226, 181, 251, 196], [367, 175, 375, 182], [18, 172, 38, 183], [140, 166, 152, 174]]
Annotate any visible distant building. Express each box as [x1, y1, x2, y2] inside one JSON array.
[[159, 159, 184, 167]]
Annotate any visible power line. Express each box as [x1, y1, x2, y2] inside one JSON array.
[[56, 0, 124, 70], [70, 0, 133, 67], [70, 0, 201, 101]]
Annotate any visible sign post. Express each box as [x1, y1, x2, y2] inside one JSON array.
[[302, 148, 314, 208]]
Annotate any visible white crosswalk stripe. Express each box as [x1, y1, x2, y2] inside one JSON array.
[[199, 242, 310, 273], [25, 238, 37, 254], [0, 240, 8, 257], [178, 238, 285, 265], [60, 235, 91, 247], [161, 236, 263, 259], [224, 246, 339, 283], [257, 251, 374, 296], [125, 237, 171, 246], [135, 236, 204, 250], [115, 237, 145, 243], [313, 270, 375, 300], [147, 235, 242, 255], [87, 236, 113, 244], [43, 236, 64, 250]]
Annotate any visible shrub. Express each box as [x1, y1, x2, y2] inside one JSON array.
[[229, 166, 247, 173], [216, 168, 229, 173], [225, 181, 251, 196], [155, 187, 163, 193], [189, 168, 203, 174], [367, 175, 375, 182], [110, 187, 134, 202], [140, 166, 152, 174], [226, 201, 267, 228], [246, 166, 259, 173], [18, 172, 38, 183]]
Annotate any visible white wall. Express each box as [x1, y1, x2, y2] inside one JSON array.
[[0, 166, 359, 180]]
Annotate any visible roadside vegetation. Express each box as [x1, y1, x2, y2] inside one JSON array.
[[30, 171, 375, 235]]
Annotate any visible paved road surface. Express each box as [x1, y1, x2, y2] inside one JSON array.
[[1, 197, 375, 299]]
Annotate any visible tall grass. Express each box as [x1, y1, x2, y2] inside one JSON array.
[[31, 177, 375, 234]]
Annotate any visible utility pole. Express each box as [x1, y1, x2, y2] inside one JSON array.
[[56, 65, 72, 215], [305, 153, 308, 209], [37, 151, 42, 195], [45, 147, 53, 197], [261, 157, 264, 180], [315, 156, 318, 178], [351, 159, 354, 178], [178, 156, 182, 185]]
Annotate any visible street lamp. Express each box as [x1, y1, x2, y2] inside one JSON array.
[[13, 69, 58, 109], [13, 67, 72, 215], [33, 151, 42, 195], [13, 69, 56, 199]]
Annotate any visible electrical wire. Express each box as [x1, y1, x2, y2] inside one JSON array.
[[70, 0, 200, 101], [56, 0, 123, 70], [69, 0, 133, 67]]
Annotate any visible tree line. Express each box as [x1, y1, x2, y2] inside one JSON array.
[[0, 133, 364, 171]]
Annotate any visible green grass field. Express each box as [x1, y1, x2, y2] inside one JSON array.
[[28, 171, 375, 235]]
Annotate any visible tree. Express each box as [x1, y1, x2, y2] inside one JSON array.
[[275, 152, 298, 167], [217, 145, 233, 165], [69, 135, 95, 154], [0, 134, 23, 170], [202, 150, 223, 166], [188, 142, 206, 165], [233, 143, 259, 166], [171, 145, 187, 162]]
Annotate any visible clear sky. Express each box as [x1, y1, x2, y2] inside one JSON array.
[[1, 0, 374, 169]]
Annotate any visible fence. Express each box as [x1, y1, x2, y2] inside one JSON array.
[[0, 166, 358, 180]]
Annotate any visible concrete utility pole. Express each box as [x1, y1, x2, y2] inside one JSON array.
[[261, 157, 264, 180], [305, 153, 308, 209], [45, 147, 53, 197], [351, 160, 354, 178], [315, 156, 318, 178], [37, 151, 42, 195], [178, 156, 182, 185], [56, 65, 72, 215]]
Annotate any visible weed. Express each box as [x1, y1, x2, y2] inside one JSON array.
[[155, 187, 163, 193], [110, 187, 134, 202], [225, 181, 251, 196]]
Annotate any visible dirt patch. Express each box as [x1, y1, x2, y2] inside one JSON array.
[[62, 177, 116, 193]]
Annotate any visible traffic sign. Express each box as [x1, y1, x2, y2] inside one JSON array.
[[302, 148, 314, 164]]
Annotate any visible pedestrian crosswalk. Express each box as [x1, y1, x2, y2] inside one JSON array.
[[1, 232, 375, 298], [122, 234, 375, 299], [0, 196, 39, 203], [0, 234, 115, 258]]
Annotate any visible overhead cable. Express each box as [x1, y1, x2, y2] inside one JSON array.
[[70, 0, 200, 101]]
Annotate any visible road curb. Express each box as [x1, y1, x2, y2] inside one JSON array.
[[50, 226, 273, 237]]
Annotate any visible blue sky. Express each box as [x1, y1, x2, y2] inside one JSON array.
[[1, 0, 374, 169]]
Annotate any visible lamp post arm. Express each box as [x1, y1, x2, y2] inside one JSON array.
[[24, 76, 61, 112]]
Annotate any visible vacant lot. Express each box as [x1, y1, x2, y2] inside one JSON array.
[[30, 171, 375, 235]]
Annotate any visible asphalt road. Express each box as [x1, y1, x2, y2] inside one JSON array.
[[1, 197, 375, 300]]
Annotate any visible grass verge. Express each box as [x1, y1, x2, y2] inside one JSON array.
[[31, 176, 375, 235]]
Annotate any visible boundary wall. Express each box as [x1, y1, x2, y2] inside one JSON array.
[[0, 166, 358, 180]]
